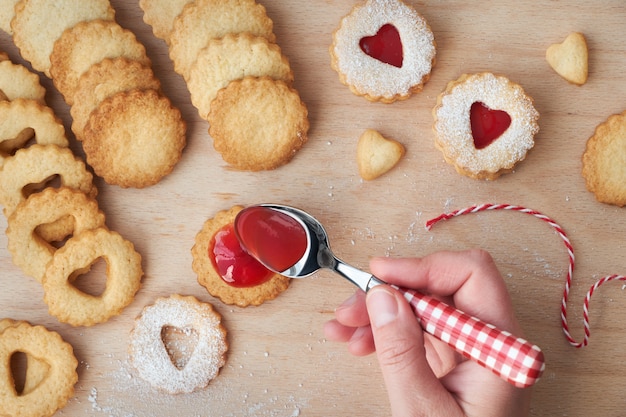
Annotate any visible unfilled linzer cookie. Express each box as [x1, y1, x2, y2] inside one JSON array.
[[330, 0, 436, 103], [433, 72, 540, 180], [192, 205, 290, 307]]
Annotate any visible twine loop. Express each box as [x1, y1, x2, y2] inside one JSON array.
[[425, 203, 626, 348]]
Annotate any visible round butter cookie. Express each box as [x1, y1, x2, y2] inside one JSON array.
[[208, 77, 308, 171], [0, 0, 20, 34], [71, 58, 161, 140], [582, 110, 626, 206], [432, 72, 539, 180], [192, 205, 290, 307], [188, 33, 293, 120], [11, 0, 115, 76], [330, 0, 436, 103], [50, 19, 151, 105], [82, 89, 186, 188], [0, 59, 46, 103], [168, 0, 275, 78], [138, 0, 194, 44], [0, 98, 68, 168], [0, 144, 97, 219], [129, 294, 228, 394]]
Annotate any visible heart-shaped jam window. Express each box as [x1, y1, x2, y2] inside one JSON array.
[[359, 24, 403, 68], [470, 102, 512, 149], [161, 325, 199, 370]]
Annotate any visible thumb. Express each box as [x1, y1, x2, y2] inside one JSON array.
[[366, 286, 460, 417]]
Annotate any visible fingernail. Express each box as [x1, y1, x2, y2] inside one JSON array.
[[367, 288, 398, 328]]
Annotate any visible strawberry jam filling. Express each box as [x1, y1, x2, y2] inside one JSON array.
[[209, 224, 273, 288], [235, 206, 307, 273], [359, 24, 403, 68], [470, 102, 512, 149]]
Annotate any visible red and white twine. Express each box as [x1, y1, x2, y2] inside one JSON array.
[[425, 203, 626, 348]]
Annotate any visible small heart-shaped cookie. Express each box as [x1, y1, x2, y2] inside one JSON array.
[[357, 129, 405, 180], [546, 32, 588, 85]]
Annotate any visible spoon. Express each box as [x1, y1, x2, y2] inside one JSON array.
[[234, 204, 545, 388]]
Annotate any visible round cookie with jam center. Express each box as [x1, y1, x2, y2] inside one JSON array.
[[330, 0, 436, 103], [433, 72, 540, 180], [192, 205, 290, 307]]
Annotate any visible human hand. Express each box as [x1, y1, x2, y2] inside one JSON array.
[[323, 249, 532, 417]]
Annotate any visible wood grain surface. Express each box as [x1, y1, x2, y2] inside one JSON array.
[[1, 1, 626, 416]]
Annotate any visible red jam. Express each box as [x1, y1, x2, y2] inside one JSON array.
[[234, 207, 307, 273], [209, 223, 274, 288], [470, 102, 512, 149], [359, 24, 403, 68]]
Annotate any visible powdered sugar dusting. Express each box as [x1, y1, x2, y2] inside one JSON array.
[[433, 73, 540, 176], [331, 0, 436, 100], [128, 295, 227, 394]]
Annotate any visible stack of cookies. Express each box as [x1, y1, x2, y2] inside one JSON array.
[[140, 0, 309, 171], [1, 0, 186, 188], [0, 54, 143, 327]]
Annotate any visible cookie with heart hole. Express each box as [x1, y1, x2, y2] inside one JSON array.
[[330, 0, 436, 103], [432, 72, 540, 180], [128, 294, 228, 394], [0, 321, 78, 417]]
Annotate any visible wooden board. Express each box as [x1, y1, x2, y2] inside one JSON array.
[[1, 1, 626, 415]]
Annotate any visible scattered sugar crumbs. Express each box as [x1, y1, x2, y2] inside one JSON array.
[[77, 355, 308, 417]]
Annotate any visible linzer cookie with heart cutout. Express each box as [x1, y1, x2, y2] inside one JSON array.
[[0, 320, 78, 417], [330, 0, 436, 103], [433, 72, 539, 180]]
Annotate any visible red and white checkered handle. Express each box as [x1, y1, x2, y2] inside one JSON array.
[[396, 286, 545, 388]]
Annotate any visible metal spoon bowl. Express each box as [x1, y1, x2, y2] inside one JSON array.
[[235, 204, 545, 388]]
